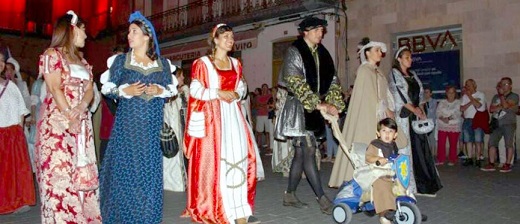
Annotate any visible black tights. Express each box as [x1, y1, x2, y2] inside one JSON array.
[[286, 136, 325, 198]]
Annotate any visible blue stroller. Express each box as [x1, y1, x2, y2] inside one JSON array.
[[318, 111, 421, 224]]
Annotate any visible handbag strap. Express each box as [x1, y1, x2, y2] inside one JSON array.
[[0, 80, 9, 100], [392, 69, 408, 105]]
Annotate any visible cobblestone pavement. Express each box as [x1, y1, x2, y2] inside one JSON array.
[[2, 156, 520, 224]]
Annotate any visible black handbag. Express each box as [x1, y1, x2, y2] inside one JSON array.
[[160, 122, 179, 158]]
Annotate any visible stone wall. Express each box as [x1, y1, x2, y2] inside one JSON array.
[[345, 0, 520, 99], [345, 0, 520, 154]]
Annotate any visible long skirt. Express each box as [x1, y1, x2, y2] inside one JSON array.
[[410, 123, 443, 194], [0, 125, 36, 214]]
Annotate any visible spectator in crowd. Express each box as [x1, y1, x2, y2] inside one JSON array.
[[482, 77, 519, 172], [267, 87, 277, 155], [252, 87, 261, 128], [0, 51, 36, 215], [460, 79, 487, 167], [436, 86, 462, 166], [27, 75, 45, 172], [241, 83, 266, 181], [5, 57, 31, 112], [322, 122, 338, 163], [256, 83, 272, 150], [423, 86, 438, 157], [162, 63, 186, 192]]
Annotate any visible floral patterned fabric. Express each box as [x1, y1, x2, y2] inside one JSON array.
[[36, 48, 101, 224]]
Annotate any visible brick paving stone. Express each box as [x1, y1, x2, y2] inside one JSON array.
[[1, 156, 520, 224]]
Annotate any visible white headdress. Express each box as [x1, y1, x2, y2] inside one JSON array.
[[394, 46, 409, 59], [358, 41, 387, 64], [6, 57, 22, 82], [66, 10, 78, 26], [167, 59, 177, 74], [212, 23, 227, 37]]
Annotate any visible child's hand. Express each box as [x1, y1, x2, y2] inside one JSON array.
[[376, 157, 388, 166]]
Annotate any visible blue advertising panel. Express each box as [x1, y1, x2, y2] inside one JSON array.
[[412, 50, 461, 99]]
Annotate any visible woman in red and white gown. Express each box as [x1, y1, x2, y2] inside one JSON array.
[[183, 24, 258, 224], [36, 11, 101, 223]]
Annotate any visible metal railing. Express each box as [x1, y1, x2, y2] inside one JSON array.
[[149, 0, 302, 41]]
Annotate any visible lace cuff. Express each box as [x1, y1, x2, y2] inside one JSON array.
[[324, 83, 346, 112], [155, 84, 178, 98], [118, 84, 132, 99], [101, 82, 118, 96], [285, 75, 320, 111]]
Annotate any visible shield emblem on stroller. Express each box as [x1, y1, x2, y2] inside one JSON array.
[[393, 155, 411, 189]]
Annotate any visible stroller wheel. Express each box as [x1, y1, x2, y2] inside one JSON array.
[[394, 202, 421, 224], [332, 203, 352, 224]]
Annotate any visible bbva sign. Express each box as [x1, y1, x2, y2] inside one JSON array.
[[397, 30, 458, 53]]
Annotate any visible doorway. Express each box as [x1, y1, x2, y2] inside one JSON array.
[[272, 37, 296, 87]]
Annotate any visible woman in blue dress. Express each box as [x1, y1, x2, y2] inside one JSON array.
[[99, 11, 176, 224]]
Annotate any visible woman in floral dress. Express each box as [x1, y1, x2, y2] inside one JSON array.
[[36, 11, 101, 223]]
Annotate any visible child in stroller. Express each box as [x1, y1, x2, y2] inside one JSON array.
[[365, 118, 401, 223], [331, 118, 421, 224]]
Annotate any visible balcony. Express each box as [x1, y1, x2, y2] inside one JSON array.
[[149, 0, 336, 42]]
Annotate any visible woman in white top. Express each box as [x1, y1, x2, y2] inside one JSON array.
[[5, 57, 31, 111], [163, 63, 186, 192], [436, 86, 462, 165], [0, 51, 36, 214]]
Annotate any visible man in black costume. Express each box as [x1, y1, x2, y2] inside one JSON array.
[[274, 16, 345, 215]]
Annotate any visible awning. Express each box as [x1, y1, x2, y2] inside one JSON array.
[[162, 29, 260, 62]]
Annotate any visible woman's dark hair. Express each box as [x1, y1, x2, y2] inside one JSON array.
[[112, 45, 125, 54], [359, 37, 371, 61], [207, 24, 233, 56], [377, 118, 398, 132], [130, 20, 158, 61], [50, 13, 86, 63], [254, 88, 261, 95], [392, 47, 412, 74]]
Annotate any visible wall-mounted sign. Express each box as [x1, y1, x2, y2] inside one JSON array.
[[398, 30, 458, 53], [395, 26, 462, 53], [394, 26, 463, 99], [412, 50, 461, 98]]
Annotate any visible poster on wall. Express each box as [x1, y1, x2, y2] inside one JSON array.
[[412, 50, 461, 99]]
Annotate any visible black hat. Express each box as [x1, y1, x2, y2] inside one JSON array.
[[298, 16, 328, 31]]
